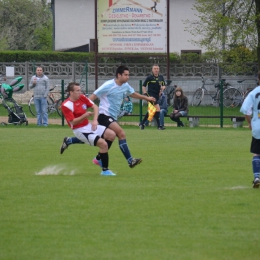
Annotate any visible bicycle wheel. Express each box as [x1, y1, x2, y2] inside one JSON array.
[[192, 88, 204, 106], [28, 97, 36, 116], [243, 88, 253, 100], [56, 99, 63, 117], [222, 88, 243, 108], [47, 96, 56, 114]]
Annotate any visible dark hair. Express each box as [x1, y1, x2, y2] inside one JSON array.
[[174, 87, 186, 101], [115, 65, 129, 78], [66, 82, 80, 93]]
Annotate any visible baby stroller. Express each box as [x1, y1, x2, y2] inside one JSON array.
[[0, 76, 28, 125]]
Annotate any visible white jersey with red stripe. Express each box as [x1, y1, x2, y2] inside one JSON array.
[[62, 94, 94, 129]]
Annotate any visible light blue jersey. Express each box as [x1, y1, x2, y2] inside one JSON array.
[[240, 86, 260, 139], [94, 79, 135, 120]]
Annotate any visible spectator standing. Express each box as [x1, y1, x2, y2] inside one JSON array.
[[240, 71, 260, 188], [139, 64, 166, 130], [29, 67, 50, 126], [169, 87, 188, 127], [61, 82, 116, 176], [118, 96, 133, 119]]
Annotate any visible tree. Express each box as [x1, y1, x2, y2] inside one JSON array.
[[185, 0, 260, 69], [0, 0, 52, 50]]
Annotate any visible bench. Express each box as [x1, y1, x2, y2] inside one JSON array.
[[119, 114, 245, 128], [187, 116, 245, 128]]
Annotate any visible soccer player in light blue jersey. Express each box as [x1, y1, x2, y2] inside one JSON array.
[[240, 72, 260, 188], [60, 65, 155, 169]]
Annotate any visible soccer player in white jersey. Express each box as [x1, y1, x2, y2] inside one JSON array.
[[90, 65, 155, 168], [240, 72, 260, 188], [61, 82, 116, 176], [60, 65, 155, 169]]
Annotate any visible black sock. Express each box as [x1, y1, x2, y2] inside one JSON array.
[[141, 112, 149, 125], [155, 112, 160, 127], [100, 152, 109, 170]]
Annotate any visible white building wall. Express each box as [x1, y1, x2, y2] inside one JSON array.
[[54, 0, 95, 50], [171, 0, 205, 53], [54, 0, 206, 53]]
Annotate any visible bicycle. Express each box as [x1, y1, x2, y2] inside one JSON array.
[[163, 79, 176, 106], [192, 77, 242, 108], [28, 85, 63, 117], [236, 79, 258, 103]]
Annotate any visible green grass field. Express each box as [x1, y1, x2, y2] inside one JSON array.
[[0, 124, 259, 259]]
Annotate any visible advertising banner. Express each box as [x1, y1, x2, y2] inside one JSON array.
[[97, 0, 166, 53]]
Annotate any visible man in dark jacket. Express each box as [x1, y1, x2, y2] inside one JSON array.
[[139, 64, 166, 130]]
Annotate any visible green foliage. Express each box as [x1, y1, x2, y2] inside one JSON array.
[[0, 37, 8, 51], [33, 19, 53, 51], [0, 126, 259, 259], [0, 0, 52, 50], [184, 0, 258, 52], [98, 53, 175, 64], [0, 51, 95, 62], [221, 46, 258, 74], [180, 52, 202, 63], [0, 49, 257, 75]]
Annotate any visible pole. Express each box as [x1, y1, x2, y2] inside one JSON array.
[[32, 60, 36, 74], [139, 80, 143, 123], [166, 0, 170, 79], [95, 0, 98, 90], [220, 79, 224, 128], [85, 60, 88, 94], [61, 79, 65, 126]]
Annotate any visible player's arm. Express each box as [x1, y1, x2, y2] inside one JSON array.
[[142, 86, 147, 95], [245, 115, 252, 130], [70, 111, 94, 126], [88, 103, 99, 130], [89, 93, 98, 101], [130, 92, 155, 103], [62, 105, 89, 126]]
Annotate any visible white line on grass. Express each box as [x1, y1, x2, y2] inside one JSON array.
[[226, 186, 250, 190], [35, 165, 76, 176]]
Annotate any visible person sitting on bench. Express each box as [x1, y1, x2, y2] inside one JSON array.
[[169, 87, 188, 127]]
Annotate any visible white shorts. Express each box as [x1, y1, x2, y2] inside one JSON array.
[[73, 123, 106, 146]]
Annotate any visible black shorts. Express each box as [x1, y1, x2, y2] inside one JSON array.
[[98, 114, 116, 128], [250, 137, 260, 154]]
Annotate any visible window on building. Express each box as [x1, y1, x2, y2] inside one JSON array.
[[181, 50, 202, 62]]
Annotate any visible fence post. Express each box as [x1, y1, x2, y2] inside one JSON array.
[[61, 79, 65, 126], [32, 60, 36, 74], [25, 61, 29, 91], [72, 62, 75, 82], [85, 60, 88, 94], [220, 79, 224, 128], [139, 80, 142, 123]]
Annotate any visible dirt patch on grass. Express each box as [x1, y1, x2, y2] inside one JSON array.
[[0, 116, 62, 125]]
